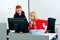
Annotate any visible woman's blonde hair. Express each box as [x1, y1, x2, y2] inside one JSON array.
[[30, 11, 38, 20]]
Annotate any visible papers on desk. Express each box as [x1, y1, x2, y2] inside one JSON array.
[[10, 30, 15, 33], [29, 30, 45, 35]]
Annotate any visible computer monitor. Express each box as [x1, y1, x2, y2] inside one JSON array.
[[8, 18, 29, 33]]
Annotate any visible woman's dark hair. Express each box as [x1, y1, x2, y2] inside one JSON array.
[[16, 5, 22, 9], [15, 5, 22, 15], [14, 5, 26, 18]]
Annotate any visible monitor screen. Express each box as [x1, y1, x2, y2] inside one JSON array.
[[8, 18, 29, 33]]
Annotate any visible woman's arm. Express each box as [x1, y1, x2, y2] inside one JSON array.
[[40, 20, 48, 31], [29, 21, 34, 30], [42, 20, 48, 26], [14, 14, 17, 18]]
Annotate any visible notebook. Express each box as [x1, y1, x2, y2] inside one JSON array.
[[29, 30, 45, 35]]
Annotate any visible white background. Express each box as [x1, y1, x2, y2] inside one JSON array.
[[0, 0, 29, 29], [0, 0, 28, 23], [30, 0, 60, 24]]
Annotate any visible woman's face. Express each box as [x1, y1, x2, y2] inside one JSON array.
[[30, 13, 35, 21], [16, 8, 22, 14]]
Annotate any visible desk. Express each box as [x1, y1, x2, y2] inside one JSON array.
[[42, 33, 57, 40], [9, 33, 57, 40]]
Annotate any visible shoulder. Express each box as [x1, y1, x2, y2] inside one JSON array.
[[21, 11, 25, 15], [14, 13, 18, 16], [22, 11, 25, 13], [36, 19, 41, 22], [36, 19, 47, 22]]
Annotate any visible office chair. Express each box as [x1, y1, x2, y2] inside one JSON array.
[[47, 17, 56, 33], [45, 17, 57, 40]]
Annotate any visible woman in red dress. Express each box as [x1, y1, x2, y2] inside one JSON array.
[[29, 12, 48, 31]]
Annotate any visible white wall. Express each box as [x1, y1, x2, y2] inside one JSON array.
[[30, 0, 60, 24], [0, 0, 29, 29], [0, 0, 28, 23]]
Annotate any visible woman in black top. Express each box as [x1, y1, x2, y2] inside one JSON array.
[[14, 5, 25, 18], [14, 5, 29, 33], [14, 11, 25, 18]]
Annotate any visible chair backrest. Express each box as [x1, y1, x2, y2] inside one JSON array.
[[47, 18, 56, 33]]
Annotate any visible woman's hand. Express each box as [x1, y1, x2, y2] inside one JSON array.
[[19, 32, 23, 34], [29, 20, 33, 26]]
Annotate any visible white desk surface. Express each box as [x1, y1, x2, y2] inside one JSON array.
[[9, 33, 57, 40], [28, 33, 57, 40], [41, 33, 57, 40]]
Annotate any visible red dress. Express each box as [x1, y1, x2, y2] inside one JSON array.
[[29, 19, 48, 30]]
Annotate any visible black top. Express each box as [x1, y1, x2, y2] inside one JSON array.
[[14, 11, 25, 18]]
